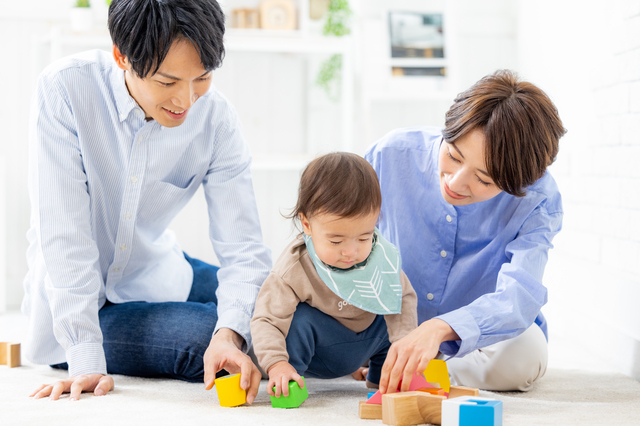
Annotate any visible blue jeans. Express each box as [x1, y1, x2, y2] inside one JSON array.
[[52, 253, 220, 382], [286, 303, 391, 385]]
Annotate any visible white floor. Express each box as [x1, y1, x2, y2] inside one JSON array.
[[2, 310, 638, 426]]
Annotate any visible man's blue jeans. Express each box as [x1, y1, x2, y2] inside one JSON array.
[[53, 254, 392, 384], [52, 253, 220, 382]]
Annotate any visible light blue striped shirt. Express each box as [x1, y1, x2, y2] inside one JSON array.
[[22, 50, 272, 377], [366, 127, 563, 358]]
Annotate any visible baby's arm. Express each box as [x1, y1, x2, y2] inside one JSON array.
[[250, 272, 303, 396], [384, 270, 418, 342]]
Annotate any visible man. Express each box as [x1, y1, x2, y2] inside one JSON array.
[[23, 0, 271, 402]]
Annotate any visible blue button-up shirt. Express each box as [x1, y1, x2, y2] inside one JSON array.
[[365, 127, 563, 358], [22, 50, 272, 376]]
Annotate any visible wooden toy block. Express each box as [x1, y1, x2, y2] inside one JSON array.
[[0, 342, 21, 368], [359, 386, 479, 420], [215, 373, 246, 407], [382, 391, 446, 426], [270, 376, 308, 408], [359, 400, 383, 419], [367, 372, 436, 405], [442, 396, 502, 426], [448, 386, 480, 399]]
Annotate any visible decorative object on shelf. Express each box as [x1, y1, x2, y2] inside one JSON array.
[[70, 0, 93, 33], [315, 0, 352, 102], [233, 8, 260, 29], [309, 0, 330, 20], [259, 0, 297, 30], [388, 11, 446, 78]]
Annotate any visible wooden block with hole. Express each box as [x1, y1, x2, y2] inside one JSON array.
[[382, 391, 446, 426], [0, 342, 21, 368]]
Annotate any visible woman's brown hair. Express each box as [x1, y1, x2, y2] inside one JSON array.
[[287, 152, 382, 222], [443, 70, 566, 196]]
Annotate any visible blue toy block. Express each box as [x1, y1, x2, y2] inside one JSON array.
[[442, 396, 502, 426], [459, 400, 502, 426], [367, 392, 376, 399]]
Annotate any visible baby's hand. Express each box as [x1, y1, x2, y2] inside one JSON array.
[[267, 361, 304, 397]]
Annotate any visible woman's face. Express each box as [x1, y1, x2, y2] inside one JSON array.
[[438, 128, 503, 205]]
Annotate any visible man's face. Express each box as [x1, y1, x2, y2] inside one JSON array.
[[114, 39, 213, 127]]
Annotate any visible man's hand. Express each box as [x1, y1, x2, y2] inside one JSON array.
[[30, 374, 114, 401], [379, 319, 459, 394], [203, 328, 262, 404], [266, 361, 304, 397]]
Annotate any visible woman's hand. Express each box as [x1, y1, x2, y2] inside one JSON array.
[[267, 361, 304, 397], [30, 374, 114, 401], [203, 328, 262, 405], [379, 319, 459, 394]]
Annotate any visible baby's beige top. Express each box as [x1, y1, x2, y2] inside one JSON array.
[[251, 235, 418, 374]]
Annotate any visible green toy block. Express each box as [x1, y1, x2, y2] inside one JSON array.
[[270, 377, 308, 408]]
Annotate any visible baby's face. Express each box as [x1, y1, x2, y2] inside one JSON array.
[[300, 211, 379, 269]]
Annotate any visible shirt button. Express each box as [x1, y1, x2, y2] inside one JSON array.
[[440, 250, 447, 258], [113, 267, 120, 272], [427, 293, 434, 301], [446, 215, 452, 222], [125, 213, 131, 219], [120, 244, 127, 251], [130, 176, 138, 183]]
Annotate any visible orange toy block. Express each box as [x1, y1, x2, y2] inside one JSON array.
[[0, 342, 21, 368], [417, 387, 446, 396]]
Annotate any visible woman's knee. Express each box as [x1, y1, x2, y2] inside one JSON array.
[[449, 325, 548, 391]]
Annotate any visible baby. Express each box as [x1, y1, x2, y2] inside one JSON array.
[[251, 152, 417, 397]]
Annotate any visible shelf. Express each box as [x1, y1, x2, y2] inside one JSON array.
[[43, 27, 351, 55]]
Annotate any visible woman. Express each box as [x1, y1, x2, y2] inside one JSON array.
[[364, 70, 566, 393]]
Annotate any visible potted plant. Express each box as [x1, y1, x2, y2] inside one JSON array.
[[70, 0, 93, 33], [315, 0, 352, 101]]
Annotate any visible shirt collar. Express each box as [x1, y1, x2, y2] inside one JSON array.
[[110, 62, 140, 123]]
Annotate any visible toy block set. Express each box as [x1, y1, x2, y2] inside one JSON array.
[[358, 359, 503, 426], [212, 359, 502, 423], [0, 342, 21, 368]]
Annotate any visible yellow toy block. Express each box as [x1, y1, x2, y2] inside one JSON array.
[[215, 374, 246, 407], [424, 359, 450, 395]]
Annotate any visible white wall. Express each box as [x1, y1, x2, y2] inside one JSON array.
[[517, 0, 640, 380], [7, 2, 639, 383], [0, 0, 519, 310]]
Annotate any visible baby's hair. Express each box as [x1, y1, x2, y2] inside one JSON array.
[[286, 152, 382, 224]]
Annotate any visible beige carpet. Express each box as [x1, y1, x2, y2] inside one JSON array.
[[2, 312, 640, 426]]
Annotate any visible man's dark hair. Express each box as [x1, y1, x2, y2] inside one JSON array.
[[287, 152, 382, 223], [443, 70, 566, 197], [108, 0, 225, 78]]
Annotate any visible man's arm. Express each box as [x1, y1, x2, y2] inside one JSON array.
[[200, 101, 272, 403], [27, 71, 113, 399]]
